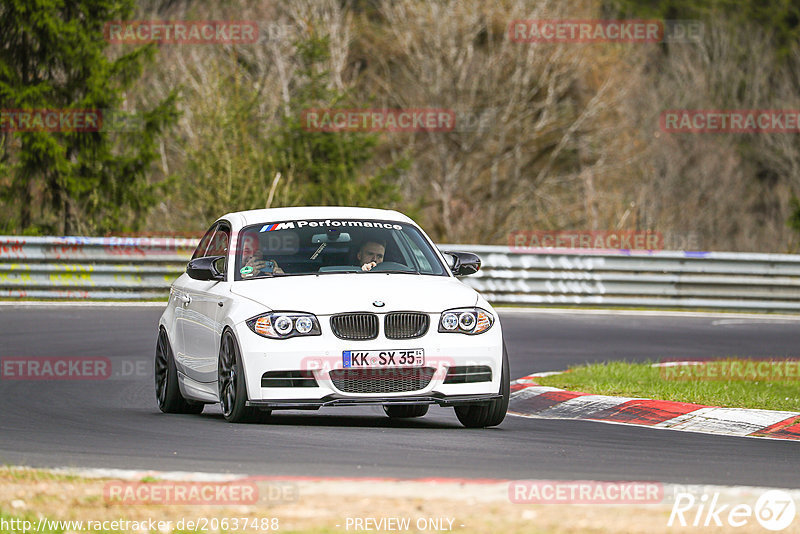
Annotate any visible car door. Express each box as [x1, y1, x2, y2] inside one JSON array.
[[181, 222, 230, 383], [172, 223, 216, 375]]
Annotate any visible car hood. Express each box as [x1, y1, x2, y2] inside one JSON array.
[[229, 273, 478, 315]]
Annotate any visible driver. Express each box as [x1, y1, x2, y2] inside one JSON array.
[[357, 240, 386, 271], [241, 234, 284, 275]]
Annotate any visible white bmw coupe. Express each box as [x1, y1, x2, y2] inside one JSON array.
[[155, 207, 509, 427]]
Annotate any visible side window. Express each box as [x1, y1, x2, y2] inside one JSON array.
[[207, 223, 231, 275], [396, 228, 445, 275], [207, 225, 230, 257], [191, 224, 218, 260], [396, 231, 434, 272]]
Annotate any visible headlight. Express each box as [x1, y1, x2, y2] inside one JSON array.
[[246, 312, 321, 339], [458, 312, 476, 331], [438, 307, 493, 335], [273, 315, 293, 335], [441, 312, 459, 331], [295, 316, 314, 334]]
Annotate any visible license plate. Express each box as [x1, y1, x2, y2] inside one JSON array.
[[342, 349, 424, 368]]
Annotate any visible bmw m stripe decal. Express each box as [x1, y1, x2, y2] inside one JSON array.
[[258, 220, 402, 232]]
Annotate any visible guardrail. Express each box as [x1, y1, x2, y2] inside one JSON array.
[[0, 236, 193, 300], [452, 245, 800, 312], [1, 236, 799, 311]]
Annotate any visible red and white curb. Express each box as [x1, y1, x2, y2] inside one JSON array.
[[509, 375, 800, 441]]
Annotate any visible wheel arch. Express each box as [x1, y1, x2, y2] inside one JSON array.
[[219, 324, 255, 400]]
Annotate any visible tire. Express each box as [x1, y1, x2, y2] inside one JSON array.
[[218, 329, 270, 423], [454, 343, 510, 428], [383, 404, 429, 418], [154, 328, 204, 414]]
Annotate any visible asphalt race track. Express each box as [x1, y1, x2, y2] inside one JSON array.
[[0, 306, 798, 487]]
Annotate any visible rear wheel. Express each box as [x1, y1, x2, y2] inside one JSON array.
[[218, 329, 270, 423], [154, 328, 204, 414], [454, 343, 510, 428], [383, 404, 429, 418]]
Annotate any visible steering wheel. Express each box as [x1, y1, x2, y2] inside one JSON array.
[[369, 261, 414, 272]]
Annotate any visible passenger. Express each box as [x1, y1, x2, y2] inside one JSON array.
[[241, 234, 284, 275]]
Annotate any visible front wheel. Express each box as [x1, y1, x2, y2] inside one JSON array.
[[154, 328, 204, 414], [454, 343, 510, 428], [383, 404, 429, 418], [218, 329, 269, 423]]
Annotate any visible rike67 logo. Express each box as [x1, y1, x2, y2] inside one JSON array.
[[669, 489, 796, 531]]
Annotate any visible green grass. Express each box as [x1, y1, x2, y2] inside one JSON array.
[[536, 361, 800, 412], [0, 466, 79, 482]]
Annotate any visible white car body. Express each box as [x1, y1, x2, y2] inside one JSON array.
[[156, 207, 508, 427]]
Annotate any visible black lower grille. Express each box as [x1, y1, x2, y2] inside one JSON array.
[[385, 312, 429, 339], [330, 313, 378, 340], [329, 367, 436, 393], [444, 365, 492, 384], [261, 370, 318, 388]]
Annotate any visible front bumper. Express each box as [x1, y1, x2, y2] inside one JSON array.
[[246, 393, 502, 410], [233, 315, 503, 403]]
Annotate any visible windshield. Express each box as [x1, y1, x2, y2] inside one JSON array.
[[234, 219, 447, 280]]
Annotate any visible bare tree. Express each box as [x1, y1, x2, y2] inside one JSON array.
[[118, 0, 800, 252], [357, 0, 642, 243], [624, 23, 800, 251]]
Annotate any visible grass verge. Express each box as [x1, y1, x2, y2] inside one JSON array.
[[536, 361, 800, 412], [0, 466, 701, 534]]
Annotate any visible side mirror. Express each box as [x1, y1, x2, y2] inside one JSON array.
[[187, 256, 226, 281], [443, 251, 481, 276]]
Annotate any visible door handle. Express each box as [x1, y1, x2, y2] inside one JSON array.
[[178, 294, 192, 305]]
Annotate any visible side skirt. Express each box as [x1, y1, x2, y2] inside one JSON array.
[[178, 371, 219, 403]]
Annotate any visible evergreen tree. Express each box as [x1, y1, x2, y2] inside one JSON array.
[[177, 33, 406, 223], [273, 34, 406, 208], [0, 0, 178, 234]]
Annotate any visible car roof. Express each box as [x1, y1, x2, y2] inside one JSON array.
[[221, 206, 416, 227]]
